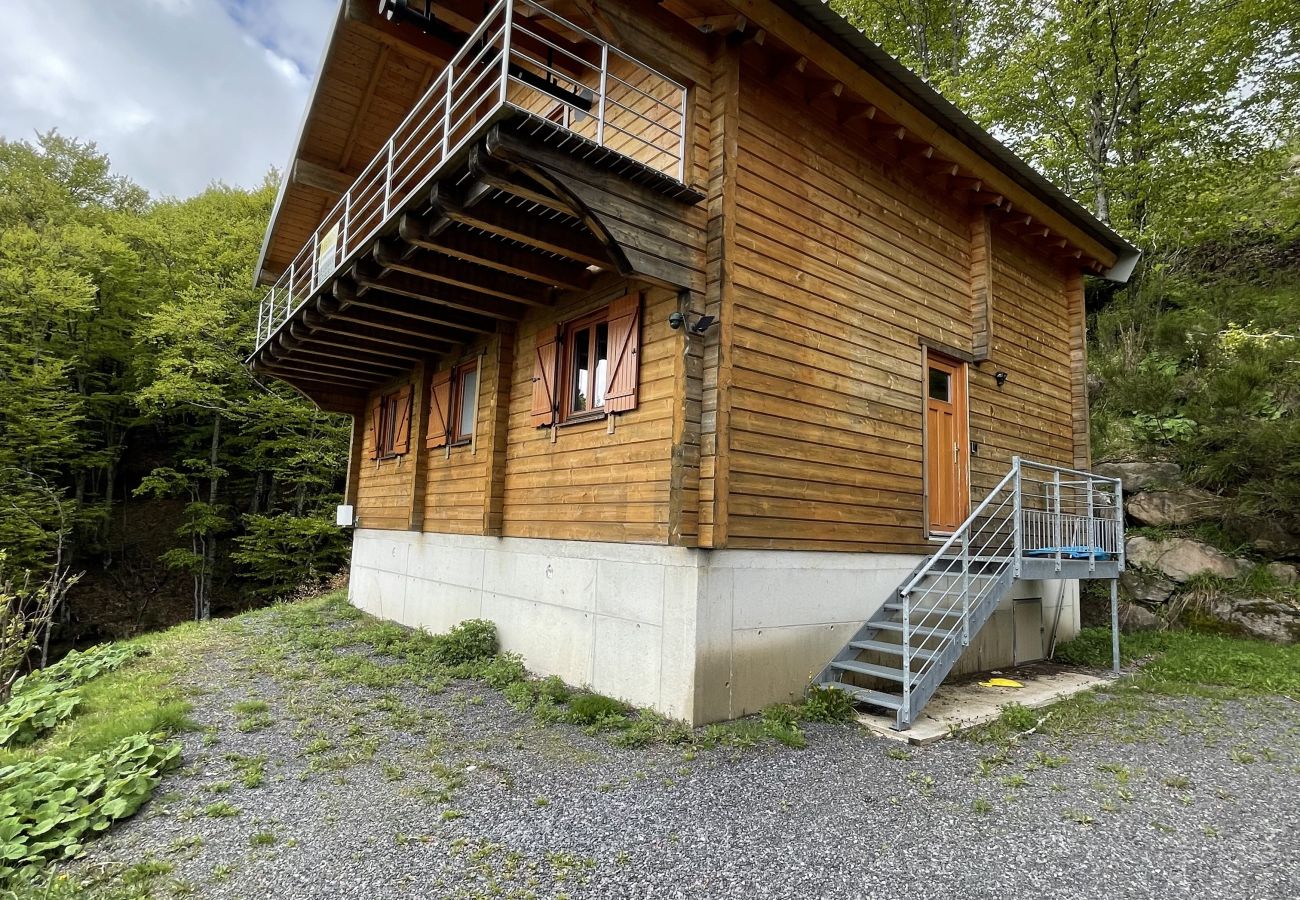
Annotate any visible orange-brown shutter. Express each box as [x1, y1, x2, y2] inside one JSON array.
[[369, 395, 384, 460], [604, 293, 641, 413], [391, 384, 413, 455], [426, 370, 452, 449], [530, 330, 559, 427]]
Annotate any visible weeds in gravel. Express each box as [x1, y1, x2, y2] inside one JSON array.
[[249, 831, 277, 848], [203, 801, 240, 818], [971, 798, 993, 814]]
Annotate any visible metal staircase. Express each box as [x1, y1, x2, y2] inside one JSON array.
[[816, 457, 1126, 730]]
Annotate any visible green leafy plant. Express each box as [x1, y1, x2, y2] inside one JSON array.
[[797, 684, 856, 722], [566, 693, 628, 725], [434, 619, 498, 666], [0, 732, 180, 883], [0, 644, 140, 747]]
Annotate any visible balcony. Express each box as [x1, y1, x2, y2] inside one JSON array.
[[251, 0, 703, 398]]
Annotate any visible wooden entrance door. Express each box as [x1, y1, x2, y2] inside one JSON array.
[[925, 354, 969, 534]]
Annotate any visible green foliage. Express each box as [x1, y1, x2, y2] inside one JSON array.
[[1057, 627, 1300, 695], [565, 693, 629, 725], [480, 652, 527, 689], [434, 619, 498, 666], [797, 684, 856, 722], [0, 645, 139, 747], [759, 705, 807, 748], [997, 703, 1039, 732], [230, 514, 350, 600], [0, 732, 180, 884]]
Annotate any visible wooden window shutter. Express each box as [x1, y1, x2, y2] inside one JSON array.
[[369, 395, 384, 460], [604, 293, 642, 413], [391, 384, 413, 455], [426, 370, 452, 449], [530, 330, 559, 427]]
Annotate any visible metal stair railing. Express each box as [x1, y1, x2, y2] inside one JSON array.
[[253, 0, 689, 350], [818, 457, 1126, 729]]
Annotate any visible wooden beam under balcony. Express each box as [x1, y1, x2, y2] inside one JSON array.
[[349, 261, 531, 321], [281, 326, 424, 363], [277, 341, 409, 372], [468, 148, 577, 216], [374, 239, 558, 306], [292, 317, 453, 354], [331, 280, 496, 336], [430, 184, 614, 269], [398, 213, 591, 290]]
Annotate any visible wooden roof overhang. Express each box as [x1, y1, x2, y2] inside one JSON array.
[[250, 115, 704, 411], [655, 0, 1139, 280]]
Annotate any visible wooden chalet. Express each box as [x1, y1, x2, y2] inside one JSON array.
[[250, 0, 1137, 728]]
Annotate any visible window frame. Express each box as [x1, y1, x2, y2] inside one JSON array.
[[450, 359, 478, 446], [374, 388, 408, 460], [559, 308, 610, 425]]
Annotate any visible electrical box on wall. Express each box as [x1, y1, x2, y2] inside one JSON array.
[[336, 505, 355, 528]]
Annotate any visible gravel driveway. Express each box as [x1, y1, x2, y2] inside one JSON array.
[[74, 605, 1300, 900]]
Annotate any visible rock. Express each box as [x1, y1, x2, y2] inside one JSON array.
[[1125, 536, 1244, 583], [1120, 569, 1177, 604], [1093, 460, 1181, 493], [1118, 601, 1163, 632], [1234, 519, 1300, 558], [1208, 598, 1300, 644], [1266, 562, 1299, 586], [1125, 488, 1224, 527]]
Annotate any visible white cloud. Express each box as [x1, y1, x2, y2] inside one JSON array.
[[0, 0, 336, 199]]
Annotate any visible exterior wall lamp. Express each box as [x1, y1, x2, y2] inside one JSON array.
[[995, 371, 1009, 388], [668, 312, 718, 334]]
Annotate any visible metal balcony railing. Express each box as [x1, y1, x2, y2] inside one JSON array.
[[255, 0, 689, 349]]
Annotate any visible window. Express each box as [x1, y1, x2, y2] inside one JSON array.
[[370, 384, 412, 460], [563, 310, 610, 421], [530, 294, 641, 428], [928, 366, 951, 402], [426, 359, 480, 450]]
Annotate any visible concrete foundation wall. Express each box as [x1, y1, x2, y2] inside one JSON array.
[[349, 530, 1082, 725]]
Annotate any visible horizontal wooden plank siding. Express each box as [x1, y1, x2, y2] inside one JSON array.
[[356, 372, 420, 531], [500, 279, 680, 544], [723, 73, 1077, 553]]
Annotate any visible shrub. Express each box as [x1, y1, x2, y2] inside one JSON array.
[[435, 619, 497, 666], [798, 684, 856, 722], [502, 681, 537, 710], [566, 693, 627, 725], [481, 652, 527, 689], [535, 675, 570, 704], [0, 733, 180, 883]]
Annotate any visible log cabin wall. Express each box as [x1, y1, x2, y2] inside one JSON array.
[[715, 67, 1080, 555], [500, 278, 683, 545]]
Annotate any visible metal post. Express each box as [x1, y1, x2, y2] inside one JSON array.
[[1011, 456, 1023, 577], [1052, 468, 1062, 572], [383, 139, 394, 219], [1086, 478, 1096, 572], [678, 85, 688, 182], [900, 589, 911, 726], [1114, 478, 1126, 571], [961, 527, 970, 645], [1110, 578, 1120, 675], [341, 191, 351, 260], [596, 44, 608, 147], [500, 1, 512, 106]]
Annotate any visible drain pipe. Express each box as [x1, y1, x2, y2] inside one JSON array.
[[1045, 577, 1068, 659]]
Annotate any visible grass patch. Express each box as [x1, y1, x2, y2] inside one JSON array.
[[1055, 627, 1300, 695]]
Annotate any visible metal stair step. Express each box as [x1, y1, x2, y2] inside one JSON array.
[[829, 658, 911, 682], [849, 639, 938, 660], [882, 601, 962, 616], [822, 681, 903, 711], [871, 621, 952, 639]]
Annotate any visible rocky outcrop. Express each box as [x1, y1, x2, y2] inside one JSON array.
[[1126, 488, 1224, 527], [1094, 460, 1182, 493], [1119, 568, 1177, 604], [1233, 519, 1300, 559], [1118, 601, 1164, 631], [1125, 535, 1245, 582], [1208, 598, 1300, 643], [1266, 562, 1299, 586]]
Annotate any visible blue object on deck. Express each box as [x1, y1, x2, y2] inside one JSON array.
[[1025, 546, 1113, 560]]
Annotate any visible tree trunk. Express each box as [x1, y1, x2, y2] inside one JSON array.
[[198, 415, 222, 622]]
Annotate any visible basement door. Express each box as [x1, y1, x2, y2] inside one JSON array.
[[925, 353, 970, 535]]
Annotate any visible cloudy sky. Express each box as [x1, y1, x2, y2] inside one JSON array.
[[0, 0, 337, 199]]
